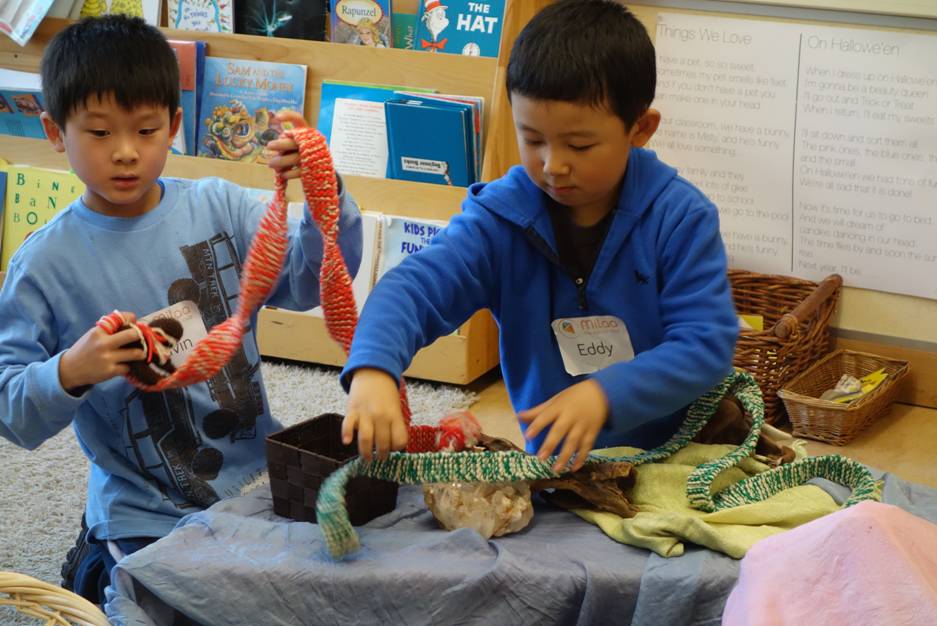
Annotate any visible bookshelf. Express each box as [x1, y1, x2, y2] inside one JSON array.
[[0, 7, 543, 384]]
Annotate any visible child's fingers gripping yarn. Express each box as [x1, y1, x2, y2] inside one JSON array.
[[95, 162, 291, 392], [95, 127, 475, 450]]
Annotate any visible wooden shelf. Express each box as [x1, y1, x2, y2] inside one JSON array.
[[1, 136, 470, 219], [258, 308, 500, 384]]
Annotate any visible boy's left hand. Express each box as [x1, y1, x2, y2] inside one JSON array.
[[264, 110, 309, 180], [518, 379, 609, 473]]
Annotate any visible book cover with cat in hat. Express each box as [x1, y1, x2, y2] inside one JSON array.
[[414, 0, 504, 57]]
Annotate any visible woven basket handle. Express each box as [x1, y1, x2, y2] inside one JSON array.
[[773, 273, 842, 340]]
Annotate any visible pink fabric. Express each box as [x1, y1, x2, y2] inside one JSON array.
[[723, 501, 937, 626]]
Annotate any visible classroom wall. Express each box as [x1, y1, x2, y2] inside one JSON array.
[[630, 2, 937, 345], [731, 0, 937, 20]]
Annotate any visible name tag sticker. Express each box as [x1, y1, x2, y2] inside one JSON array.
[[551, 315, 634, 376], [140, 300, 208, 367]]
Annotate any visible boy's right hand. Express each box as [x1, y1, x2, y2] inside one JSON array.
[[263, 110, 310, 181], [58, 312, 147, 391], [342, 368, 408, 461]]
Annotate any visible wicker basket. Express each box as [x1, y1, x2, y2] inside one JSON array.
[[266, 413, 399, 525], [730, 270, 842, 424], [778, 349, 910, 445], [0, 571, 109, 625]]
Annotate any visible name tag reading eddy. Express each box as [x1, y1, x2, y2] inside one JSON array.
[[550, 315, 634, 376]]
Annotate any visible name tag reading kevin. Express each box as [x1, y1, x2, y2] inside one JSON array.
[[139, 300, 208, 368], [551, 315, 634, 376]]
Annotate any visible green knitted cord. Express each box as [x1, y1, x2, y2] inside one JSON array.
[[316, 451, 558, 555], [317, 370, 880, 558]]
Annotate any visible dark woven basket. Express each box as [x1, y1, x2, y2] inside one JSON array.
[[730, 270, 842, 424], [778, 349, 910, 446], [266, 413, 398, 525]]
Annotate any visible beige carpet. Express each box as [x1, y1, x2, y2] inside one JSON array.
[[0, 360, 476, 615]]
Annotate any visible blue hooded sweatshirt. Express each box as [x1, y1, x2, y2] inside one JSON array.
[[342, 148, 738, 452]]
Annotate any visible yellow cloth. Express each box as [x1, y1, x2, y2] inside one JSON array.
[[571, 443, 840, 559]]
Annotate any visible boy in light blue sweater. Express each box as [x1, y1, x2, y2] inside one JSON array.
[[0, 15, 361, 602], [341, 0, 738, 470]]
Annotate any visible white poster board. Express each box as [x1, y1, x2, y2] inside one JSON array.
[[652, 13, 937, 299]]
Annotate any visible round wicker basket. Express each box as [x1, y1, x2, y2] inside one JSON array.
[[0, 571, 108, 626]]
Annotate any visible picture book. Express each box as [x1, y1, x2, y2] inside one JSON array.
[[1, 165, 84, 271], [72, 0, 162, 26], [168, 0, 233, 33], [329, 0, 391, 48], [196, 56, 307, 163], [234, 0, 327, 41], [385, 97, 475, 186], [415, 0, 504, 57], [391, 11, 416, 50], [374, 213, 447, 282], [0, 69, 45, 140], [303, 211, 449, 318], [317, 81, 396, 178], [0, 0, 55, 46], [168, 40, 207, 156], [317, 81, 432, 178]]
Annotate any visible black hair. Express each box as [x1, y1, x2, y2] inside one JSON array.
[[40, 14, 179, 127], [506, 0, 655, 128]]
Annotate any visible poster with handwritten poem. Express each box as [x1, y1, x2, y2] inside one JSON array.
[[652, 13, 937, 299]]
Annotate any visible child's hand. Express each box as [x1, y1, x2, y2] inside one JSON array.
[[342, 368, 409, 461], [518, 379, 609, 473], [263, 110, 309, 181], [58, 312, 147, 391]]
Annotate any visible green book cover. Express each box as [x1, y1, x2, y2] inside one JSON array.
[[1, 166, 84, 271], [392, 12, 416, 50]]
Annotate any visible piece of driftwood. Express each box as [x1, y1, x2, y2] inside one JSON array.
[[476, 434, 638, 518], [695, 398, 796, 466], [531, 461, 638, 518]]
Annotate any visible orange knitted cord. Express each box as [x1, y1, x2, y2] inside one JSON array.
[[96, 127, 475, 452]]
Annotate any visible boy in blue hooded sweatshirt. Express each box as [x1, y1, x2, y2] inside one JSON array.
[[340, 0, 739, 472], [0, 16, 361, 602]]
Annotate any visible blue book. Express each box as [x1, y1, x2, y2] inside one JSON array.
[[168, 40, 207, 156], [193, 42, 208, 154], [196, 56, 307, 163], [415, 0, 505, 57], [395, 91, 482, 184], [0, 69, 45, 140], [385, 98, 475, 187]]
